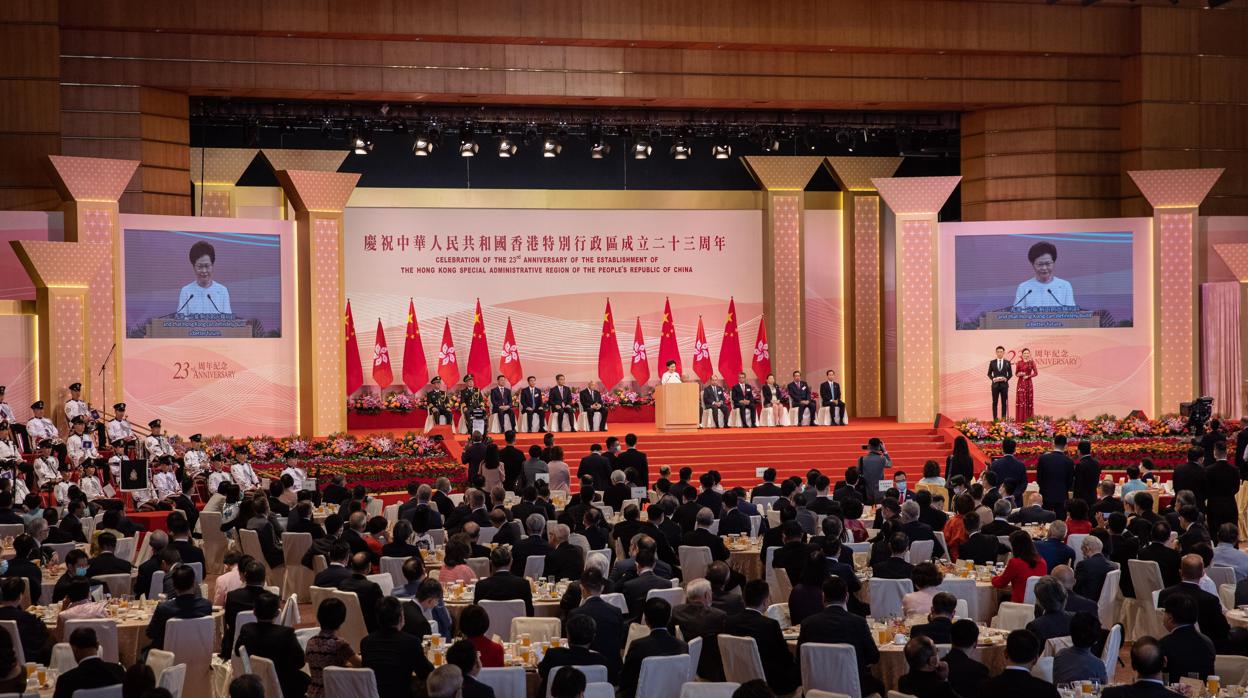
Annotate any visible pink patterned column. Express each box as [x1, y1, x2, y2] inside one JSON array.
[[43, 156, 139, 408], [826, 157, 902, 418], [873, 177, 962, 424], [742, 156, 826, 378], [1128, 169, 1222, 416], [275, 170, 360, 436], [189, 147, 259, 217]]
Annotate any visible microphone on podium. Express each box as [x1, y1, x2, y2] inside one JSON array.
[[1011, 289, 1032, 308]]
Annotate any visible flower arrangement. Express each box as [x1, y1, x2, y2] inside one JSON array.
[[954, 414, 1192, 443], [609, 387, 655, 408]]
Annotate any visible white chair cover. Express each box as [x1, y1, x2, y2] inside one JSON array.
[[765, 603, 791, 629], [1068, 535, 1089, 564], [717, 635, 765, 684], [0, 524, 24, 538], [750, 516, 762, 538], [954, 599, 969, 620], [637, 655, 692, 698], [1209, 565, 1237, 591], [278, 594, 300, 628], [680, 682, 741, 698], [478, 667, 527, 698], [1102, 624, 1123, 683], [231, 610, 257, 654], [165, 616, 215, 698], [383, 504, 399, 526], [1222, 584, 1238, 612], [991, 602, 1036, 631], [63, 619, 120, 663], [600, 593, 630, 615], [678, 546, 713, 583], [1022, 575, 1041, 605], [0, 621, 23, 666], [480, 599, 527, 640], [238, 529, 284, 587], [1215, 655, 1248, 687], [281, 532, 313, 599], [907, 540, 934, 563], [429, 529, 448, 547], [466, 557, 491, 579], [94, 573, 131, 599], [149, 571, 166, 600], [71, 687, 122, 698], [308, 586, 334, 616], [624, 623, 651, 656], [688, 637, 702, 681], [585, 683, 614, 698], [647, 587, 686, 606], [145, 648, 176, 681], [295, 627, 317, 651], [1098, 569, 1121, 629], [510, 617, 561, 643], [933, 532, 950, 562], [1032, 657, 1054, 683], [113, 537, 137, 564], [773, 567, 794, 605], [50, 642, 76, 674], [366, 573, 394, 597], [523, 555, 546, 579], [545, 666, 608, 698], [934, 577, 978, 621], [869, 578, 913, 620], [1127, 559, 1167, 639], [379, 556, 407, 588], [323, 667, 380, 698], [158, 663, 188, 698], [752, 496, 779, 510], [330, 590, 369, 650], [199, 512, 226, 575], [478, 527, 499, 545], [800, 643, 861, 698], [44, 542, 78, 564], [1042, 636, 1073, 657]]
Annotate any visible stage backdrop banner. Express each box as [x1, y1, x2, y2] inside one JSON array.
[[938, 218, 1153, 419], [119, 214, 297, 437], [803, 209, 844, 381], [0, 211, 62, 300], [344, 207, 764, 388]]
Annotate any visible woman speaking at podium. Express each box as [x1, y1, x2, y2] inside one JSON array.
[[1015, 348, 1037, 420], [176, 240, 233, 315], [1013, 241, 1075, 308]]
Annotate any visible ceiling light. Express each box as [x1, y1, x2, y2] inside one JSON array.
[[632, 139, 652, 160], [670, 139, 692, 160], [497, 137, 517, 157], [590, 142, 611, 159], [542, 136, 562, 158], [762, 133, 781, 153], [712, 144, 732, 159], [351, 133, 372, 155], [413, 127, 436, 156], [459, 123, 477, 157]]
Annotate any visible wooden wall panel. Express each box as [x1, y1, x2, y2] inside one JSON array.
[[0, 5, 59, 210]]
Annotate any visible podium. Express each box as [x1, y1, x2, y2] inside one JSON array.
[[654, 383, 700, 432], [144, 316, 257, 338]]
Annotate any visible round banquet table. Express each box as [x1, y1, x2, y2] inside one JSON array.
[[727, 544, 763, 582], [853, 573, 1001, 624], [36, 603, 224, 666], [1228, 609, 1248, 629], [444, 595, 564, 627]]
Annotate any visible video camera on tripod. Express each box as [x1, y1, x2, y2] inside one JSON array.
[[1182, 395, 1214, 434]]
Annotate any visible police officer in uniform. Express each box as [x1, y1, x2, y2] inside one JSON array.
[[731, 372, 757, 428], [26, 401, 63, 461], [787, 370, 815, 426], [459, 374, 487, 435], [145, 420, 176, 481], [33, 438, 62, 489], [819, 369, 846, 426], [579, 379, 608, 432], [701, 376, 729, 428], [183, 434, 208, 480], [106, 403, 136, 451], [520, 376, 545, 432], [64, 383, 92, 428], [425, 377, 453, 426], [490, 375, 515, 433], [67, 416, 101, 468], [0, 424, 20, 496], [0, 386, 14, 424], [548, 374, 576, 432], [230, 443, 260, 491], [206, 453, 233, 497]]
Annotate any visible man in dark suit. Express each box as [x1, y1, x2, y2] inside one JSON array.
[[1036, 435, 1075, 520], [145, 566, 213, 650], [510, 513, 553, 576], [1050, 564, 1099, 615], [314, 540, 353, 588], [798, 577, 884, 698], [723, 579, 799, 693], [616, 433, 649, 488], [235, 591, 310, 698], [338, 552, 385, 632], [518, 376, 545, 433], [1072, 440, 1101, 507], [498, 430, 525, 491], [1101, 637, 1186, 698], [1025, 577, 1074, 643], [1091, 481, 1125, 521], [1172, 447, 1208, 512], [167, 513, 205, 568], [537, 614, 612, 693], [958, 512, 1008, 566], [910, 592, 956, 644], [1073, 535, 1116, 601], [1106, 513, 1140, 598], [51, 628, 125, 698], [460, 432, 488, 486], [944, 620, 991, 698], [897, 635, 961, 698], [543, 524, 584, 581], [786, 370, 814, 426], [1206, 442, 1241, 534], [872, 533, 915, 579], [220, 560, 268, 658], [672, 579, 727, 680], [771, 521, 813, 584], [566, 568, 624, 677], [751, 469, 782, 499], [694, 474, 723, 520], [321, 474, 351, 506], [620, 544, 674, 621], [718, 492, 752, 536], [579, 380, 608, 431], [982, 499, 1023, 537], [576, 444, 612, 491], [85, 532, 133, 579], [1158, 554, 1230, 653], [619, 598, 687, 697], [987, 346, 1012, 421], [981, 629, 1060, 698], [683, 508, 731, 562], [701, 376, 729, 428], [361, 596, 432, 698], [900, 500, 944, 559], [819, 369, 846, 426], [489, 375, 515, 433], [988, 439, 1027, 496], [548, 374, 576, 432], [473, 546, 534, 615], [444, 639, 495, 698], [1139, 521, 1183, 588], [731, 372, 757, 428], [1158, 592, 1216, 683]]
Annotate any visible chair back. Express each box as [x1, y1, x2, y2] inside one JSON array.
[[1215, 655, 1248, 687], [991, 601, 1036, 631], [0, 621, 23, 666], [750, 516, 762, 538], [1101, 623, 1123, 683], [932, 531, 949, 561], [764, 547, 778, 587], [64, 619, 120, 663], [752, 496, 779, 510], [1031, 657, 1054, 683], [1042, 635, 1073, 657], [679, 682, 741, 698], [164, 616, 215, 698], [678, 546, 713, 583], [933, 577, 977, 621], [198, 511, 226, 575], [383, 504, 399, 527], [637, 654, 692, 698], [623, 622, 650, 656], [478, 526, 499, 545], [477, 666, 527, 698], [510, 616, 561, 643], [1209, 565, 1237, 590], [428, 528, 447, 546], [1022, 575, 1041, 605], [158, 663, 188, 698], [765, 602, 791, 629], [479, 599, 527, 639], [773, 567, 794, 604], [584, 683, 614, 698], [717, 635, 765, 684], [71, 687, 123, 698], [599, 592, 629, 614], [365, 498, 382, 517], [149, 571, 166, 600], [954, 598, 969, 620], [379, 556, 407, 588], [145, 648, 176, 680], [1128, 559, 1165, 610], [366, 573, 394, 597], [522, 555, 546, 579], [1222, 584, 1238, 612], [544, 666, 608, 698], [800, 643, 861, 698], [113, 537, 137, 564], [687, 636, 702, 681], [868, 578, 913, 620], [1097, 569, 1121, 628], [44, 542, 78, 564], [281, 532, 314, 599], [466, 557, 492, 578], [308, 586, 335, 616], [1068, 535, 1089, 564], [0, 524, 23, 539], [248, 655, 283, 698], [232, 610, 257, 653], [279, 594, 301, 627], [647, 586, 686, 606], [907, 539, 934, 563], [95, 572, 133, 600], [323, 667, 380, 698], [330, 589, 369, 650]]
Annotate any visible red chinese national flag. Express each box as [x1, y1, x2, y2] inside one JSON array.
[[598, 299, 624, 389], [718, 298, 743, 387], [402, 299, 429, 391], [692, 316, 713, 383], [437, 319, 461, 386], [751, 317, 772, 381], [345, 300, 364, 395], [465, 299, 491, 384], [499, 317, 524, 386], [658, 298, 682, 374], [630, 317, 650, 385], [371, 319, 393, 389]]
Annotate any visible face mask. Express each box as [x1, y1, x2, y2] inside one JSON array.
[[896, 482, 907, 492], [74, 566, 87, 577], [0, 561, 8, 575]]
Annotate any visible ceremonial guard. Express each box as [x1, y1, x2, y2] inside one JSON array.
[[107, 440, 126, 488], [787, 370, 815, 426], [702, 376, 729, 428], [106, 403, 137, 449], [153, 457, 182, 504], [26, 401, 63, 461], [182, 434, 209, 479], [77, 461, 106, 503], [0, 386, 14, 423], [206, 453, 233, 495], [425, 377, 453, 426], [33, 439, 62, 488], [579, 380, 608, 431], [280, 449, 306, 491], [520, 376, 545, 432], [67, 416, 101, 467], [144, 420, 175, 462], [230, 444, 260, 491], [64, 383, 92, 426], [0, 424, 23, 500], [819, 369, 847, 426], [548, 374, 576, 432], [490, 375, 515, 432], [459, 374, 487, 434], [731, 373, 758, 428]]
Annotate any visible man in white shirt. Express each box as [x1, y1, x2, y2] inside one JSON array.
[[152, 458, 182, 503], [144, 420, 175, 463], [33, 439, 61, 488], [0, 423, 19, 464], [66, 416, 100, 467], [230, 445, 260, 491], [182, 434, 208, 479], [660, 360, 682, 384], [77, 461, 106, 502], [105, 403, 136, 447], [207, 454, 233, 497], [107, 441, 125, 490], [64, 382, 91, 425], [26, 401, 58, 443], [1013, 241, 1076, 309], [280, 450, 306, 492], [0, 386, 14, 423]]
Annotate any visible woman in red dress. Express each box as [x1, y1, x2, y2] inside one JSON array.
[[1015, 348, 1038, 421]]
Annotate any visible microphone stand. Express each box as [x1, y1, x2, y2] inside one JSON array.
[[99, 342, 116, 453]]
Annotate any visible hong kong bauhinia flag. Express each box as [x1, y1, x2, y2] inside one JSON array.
[[692, 316, 713, 383], [465, 299, 491, 383], [718, 298, 743, 387], [751, 318, 772, 381], [630, 317, 650, 385], [372, 319, 393, 389], [499, 318, 524, 386], [345, 300, 364, 394], [658, 298, 682, 374], [598, 299, 624, 389], [437, 319, 461, 386], [402, 299, 429, 391]]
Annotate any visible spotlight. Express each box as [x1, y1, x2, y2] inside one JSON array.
[[670, 139, 692, 160], [590, 142, 611, 159], [413, 127, 437, 156], [459, 123, 478, 157], [711, 144, 732, 159], [632, 139, 652, 160], [542, 135, 562, 158], [497, 136, 517, 157], [350, 128, 373, 155], [761, 132, 781, 153]]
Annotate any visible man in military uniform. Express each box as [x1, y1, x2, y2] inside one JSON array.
[[490, 374, 515, 433], [520, 375, 545, 432], [206, 453, 233, 497], [67, 416, 101, 468], [106, 403, 136, 450], [819, 369, 847, 426], [0, 423, 17, 466], [579, 379, 608, 432], [459, 374, 487, 435], [64, 383, 92, 427], [183, 434, 208, 479], [0, 386, 14, 424], [731, 372, 757, 428], [33, 439, 62, 489], [77, 460, 106, 503], [787, 370, 814, 426], [230, 443, 260, 491], [145, 419, 175, 463], [701, 376, 729, 428], [548, 374, 576, 432], [425, 377, 453, 426], [26, 401, 60, 456]]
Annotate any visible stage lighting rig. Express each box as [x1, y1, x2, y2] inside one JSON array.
[[459, 122, 478, 157]]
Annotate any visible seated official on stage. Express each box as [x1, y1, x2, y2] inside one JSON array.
[[731, 372, 757, 428], [519, 375, 545, 432], [489, 375, 515, 433], [0, 386, 13, 423], [230, 444, 260, 490], [64, 383, 92, 428], [579, 380, 608, 431], [144, 419, 175, 464], [425, 376, 453, 426], [66, 416, 100, 468], [105, 403, 137, 448], [819, 369, 847, 426], [459, 374, 487, 434], [701, 376, 729, 428], [548, 374, 576, 432], [787, 370, 814, 425], [26, 400, 58, 446], [182, 433, 208, 480]]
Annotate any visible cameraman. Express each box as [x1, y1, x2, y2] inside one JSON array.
[[858, 438, 892, 505]]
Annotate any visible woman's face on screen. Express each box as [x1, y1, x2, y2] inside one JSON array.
[[192, 254, 214, 286], [1031, 253, 1055, 283]]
